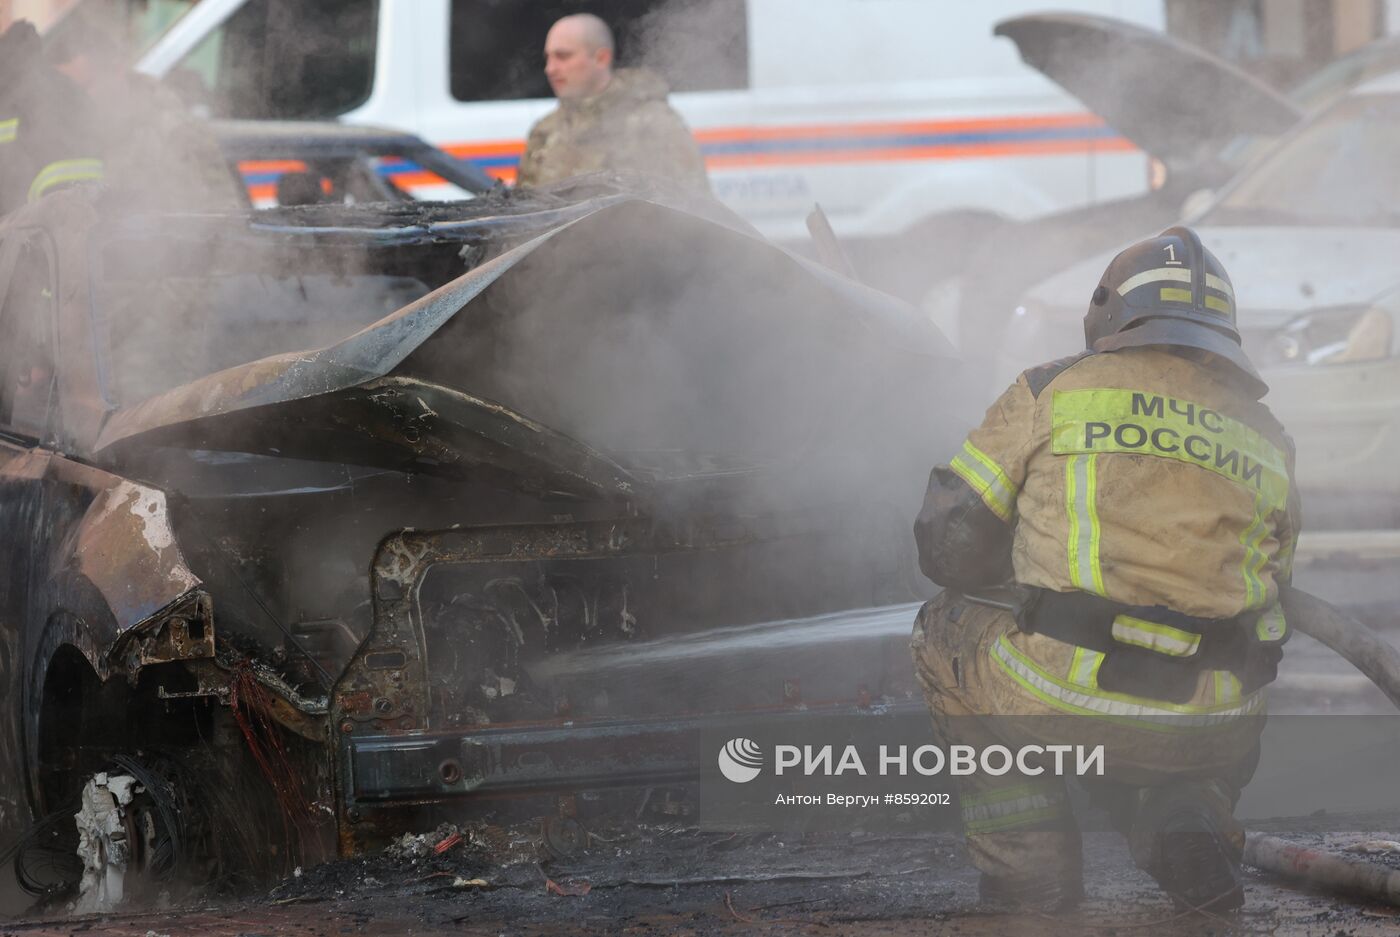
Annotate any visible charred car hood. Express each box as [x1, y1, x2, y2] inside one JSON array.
[[995, 13, 1301, 164], [97, 198, 954, 502]]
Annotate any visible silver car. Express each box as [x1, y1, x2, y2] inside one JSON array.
[[1000, 70, 1400, 527]]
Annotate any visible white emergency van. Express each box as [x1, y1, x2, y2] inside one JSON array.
[[136, 0, 1160, 278]]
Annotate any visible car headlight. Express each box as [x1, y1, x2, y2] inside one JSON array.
[[1269, 305, 1393, 366]]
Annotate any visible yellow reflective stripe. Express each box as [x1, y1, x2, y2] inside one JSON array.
[[1110, 614, 1201, 657], [0, 118, 17, 143], [962, 782, 1059, 808], [1158, 287, 1233, 317], [1064, 453, 1105, 595], [1239, 493, 1271, 609], [1116, 267, 1191, 295], [966, 806, 1066, 834], [949, 440, 1017, 521], [28, 157, 104, 202], [1068, 646, 1104, 687], [1051, 389, 1289, 510], [1255, 603, 1287, 642], [1213, 670, 1242, 705], [1276, 532, 1297, 582], [1116, 267, 1233, 300], [948, 457, 1012, 521], [1206, 273, 1234, 300], [991, 635, 1265, 732], [961, 783, 1069, 834]]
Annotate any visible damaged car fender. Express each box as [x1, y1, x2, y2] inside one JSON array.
[[20, 454, 212, 812]]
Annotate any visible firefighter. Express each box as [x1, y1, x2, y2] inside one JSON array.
[[516, 13, 710, 193], [0, 20, 38, 211], [911, 226, 1299, 912], [44, 8, 239, 212], [0, 19, 103, 215]]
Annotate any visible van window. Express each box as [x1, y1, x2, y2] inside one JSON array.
[[449, 0, 748, 102], [177, 0, 378, 119], [0, 238, 56, 438]]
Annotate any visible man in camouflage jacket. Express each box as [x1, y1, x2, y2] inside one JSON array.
[[518, 14, 709, 193]]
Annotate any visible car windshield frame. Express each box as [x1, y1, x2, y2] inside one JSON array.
[[52, 0, 203, 59], [134, 0, 204, 56]]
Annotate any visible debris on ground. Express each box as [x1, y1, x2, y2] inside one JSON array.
[[1345, 841, 1400, 856], [544, 876, 592, 897]]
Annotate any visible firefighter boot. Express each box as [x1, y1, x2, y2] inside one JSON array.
[[1130, 784, 1245, 912]]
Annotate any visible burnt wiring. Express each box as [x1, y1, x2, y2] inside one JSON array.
[[7, 799, 80, 898], [107, 754, 185, 884], [228, 663, 320, 876]]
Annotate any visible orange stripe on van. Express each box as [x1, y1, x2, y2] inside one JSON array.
[[703, 135, 1138, 169], [414, 113, 1134, 191]]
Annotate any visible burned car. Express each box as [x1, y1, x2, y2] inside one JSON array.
[[0, 184, 957, 904]]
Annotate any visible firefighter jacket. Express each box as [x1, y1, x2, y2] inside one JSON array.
[[915, 346, 1300, 701], [0, 48, 237, 215], [518, 68, 710, 193], [0, 43, 104, 214]]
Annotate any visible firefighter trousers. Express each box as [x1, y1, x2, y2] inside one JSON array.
[[910, 591, 1263, 892]]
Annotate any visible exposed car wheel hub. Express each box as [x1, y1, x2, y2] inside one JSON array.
[[71, 764, 181, 913]]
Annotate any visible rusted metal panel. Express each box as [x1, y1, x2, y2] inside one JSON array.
[[70, 480, 202, 637], [328, 511, 920, 853]]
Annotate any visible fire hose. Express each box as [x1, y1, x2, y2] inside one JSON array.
[[1241, 585, 1400, 906], [1280, 585, 1400, 711]]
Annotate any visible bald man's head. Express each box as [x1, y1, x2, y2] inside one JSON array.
[[544, 14, 615, 100]]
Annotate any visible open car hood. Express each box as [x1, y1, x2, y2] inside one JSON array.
[[97, 198, 957, 503], [996, 13, 1301, 164]]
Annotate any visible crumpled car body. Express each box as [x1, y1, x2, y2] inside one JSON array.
[[0, 183, 960, 883]]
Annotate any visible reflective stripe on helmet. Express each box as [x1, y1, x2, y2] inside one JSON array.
[[1064, 453, 1105, 595], [1160, 287, 1232, 316], [961, 782, 1070, 834], [1116, 266, 1190, 295], [0, 118, 17, 144], [949, 440, 1017, 521], [1116, 267, 1234, 301], [1111, 615, 1201, 657], [28, 157, 104, 202], [990, 635, 1266, 730]]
